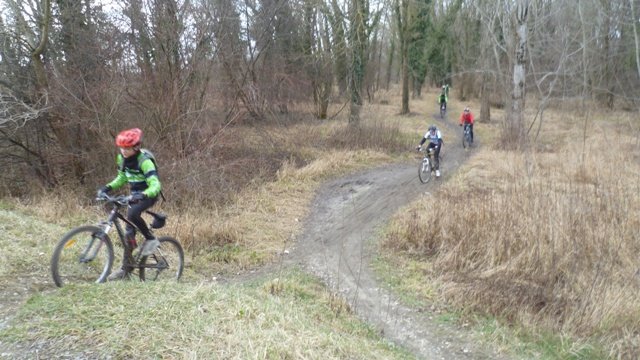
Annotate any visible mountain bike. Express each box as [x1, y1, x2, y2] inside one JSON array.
[[462, 123, 473, 149], [440, 102, 446, 119], [51, 194, 184, 287], [417, 146, 438, 183]]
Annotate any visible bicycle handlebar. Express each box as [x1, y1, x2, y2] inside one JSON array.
[[417, 146, 438, 154], [96, 194, 132, 206]]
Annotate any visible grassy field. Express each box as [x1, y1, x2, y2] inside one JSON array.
[[380, 101, 640, 359], [1, 268, 411, 358]]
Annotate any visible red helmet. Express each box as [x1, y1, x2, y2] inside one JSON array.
[[115, 128, 142, 147]]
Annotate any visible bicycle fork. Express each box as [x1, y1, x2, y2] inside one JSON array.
[[421, 157, 430, 172], [79, 235, 104, 263], [79, 222, 111, 263]]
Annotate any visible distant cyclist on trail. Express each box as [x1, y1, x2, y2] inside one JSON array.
[[438, 86, 448, 111], [459, 106, 475, 144], [416, 125, 444, 178], [97, 128, 162, 280]]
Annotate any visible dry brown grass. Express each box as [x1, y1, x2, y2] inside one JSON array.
[[384, 105, 640, 357]]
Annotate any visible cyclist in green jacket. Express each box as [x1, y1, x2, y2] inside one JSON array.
[[97, 128, 162, 280], [438, 88, 448, 111]]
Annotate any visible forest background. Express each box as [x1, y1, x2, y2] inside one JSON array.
[[2, 0, 637, 199]]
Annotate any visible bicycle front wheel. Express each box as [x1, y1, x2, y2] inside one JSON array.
[[139, 236, 184, 282], [418, 157, 432, 183], [462, 132, 471, 149], [51, 225, 114, 287]]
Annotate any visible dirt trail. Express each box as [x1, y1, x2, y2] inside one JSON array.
[[272, 118, 507, 359]]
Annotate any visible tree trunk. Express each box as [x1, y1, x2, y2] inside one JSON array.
[[348, 0, 368, 125], [385, 35, 395, 90], [506, 0, 529, 149], [480, 73, 491, 123], [331, 0, 349, 96], [631, 0, 640, 80], [395, 0, 410, 114]]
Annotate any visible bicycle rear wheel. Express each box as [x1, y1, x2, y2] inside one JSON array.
[[418, 156, 432, 183], [51, 225, 114, 287], [139, 236, 184, 282]]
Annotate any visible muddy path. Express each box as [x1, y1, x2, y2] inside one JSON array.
[[266, 117, 507, 359]]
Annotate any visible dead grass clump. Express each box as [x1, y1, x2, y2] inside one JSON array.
[[385, 206, 447, 257], [182, 221, 242, 253], [277, 149, 392, 183], [385, 111, 640, 356], [389, 173, 640, 335], [326, 121, 413, 154], [438, 276, 553, 322], [8, 189, 96, 227]]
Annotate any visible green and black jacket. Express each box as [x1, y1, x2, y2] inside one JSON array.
[[106, 152, 161, 199]]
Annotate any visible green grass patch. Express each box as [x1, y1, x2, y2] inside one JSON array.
[[371, 253, 437, 308], [0, 208, 67, 279], [1, 269, 412, 359]]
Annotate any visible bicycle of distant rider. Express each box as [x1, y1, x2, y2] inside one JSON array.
[[51, 194, 184, 287], [462, 123, 473, 149], [418, 146, 438, 183], [440, 102, 446, 119]]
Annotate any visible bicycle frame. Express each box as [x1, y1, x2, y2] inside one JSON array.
[[101, 202, 141, 250], [423, 147, 436, 164], [100, 198, 174, 276], [462, 123, 472, 146], [427, 148, 435, 158]]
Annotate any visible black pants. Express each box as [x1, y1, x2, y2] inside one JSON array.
[[126, 196, 157, 241], [427, 142, 441, 170]]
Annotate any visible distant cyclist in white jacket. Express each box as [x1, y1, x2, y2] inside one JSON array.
[[416, 125, 443, 177]]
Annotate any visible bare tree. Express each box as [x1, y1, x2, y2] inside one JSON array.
[[0, 92, 47, 128], [305, 0, 334, 119], [504, 0, 530, 148], [394, 0, 410, 114], [0, 0, 56, 187], [631, 0, 640, 80], [347, 0, 381, 124]]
